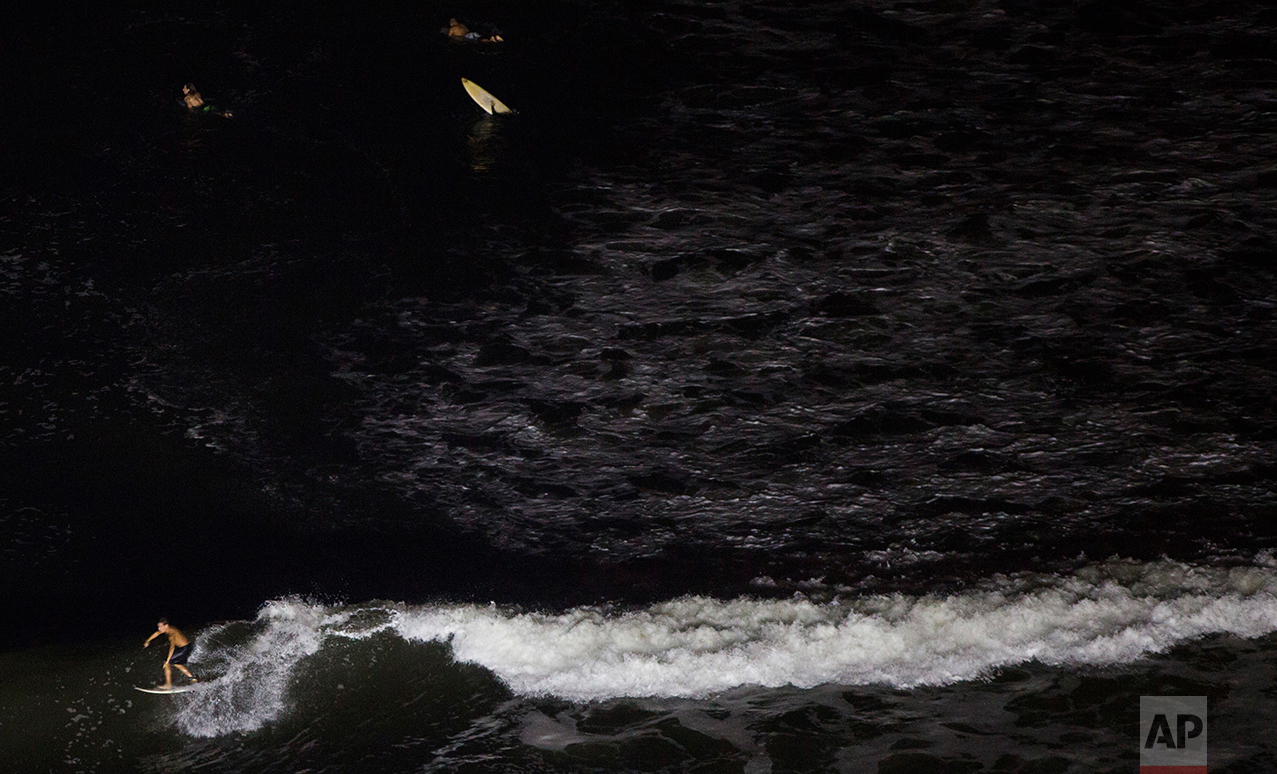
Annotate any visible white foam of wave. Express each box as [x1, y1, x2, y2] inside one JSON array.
[[172, 560, 1277, 735], [397, 559, 1277, 700], [173, 599, 394, 737]]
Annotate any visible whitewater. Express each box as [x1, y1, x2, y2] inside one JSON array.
[[171, 559, 1277, 737]]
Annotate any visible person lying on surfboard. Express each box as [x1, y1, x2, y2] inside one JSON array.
[[444, 18, 503, 42], [143, 619, 199, 689], [446, 18, 470, 37], [182, 84, 233, 117]]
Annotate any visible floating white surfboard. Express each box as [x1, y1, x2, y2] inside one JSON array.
[[462, 78, 514, 115], [134, 684, 199, 695]]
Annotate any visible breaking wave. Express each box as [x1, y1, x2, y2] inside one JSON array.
[[173, 558, 1277, 736]]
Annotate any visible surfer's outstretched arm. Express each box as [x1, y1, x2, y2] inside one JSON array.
[[143, 629, 161, 647]]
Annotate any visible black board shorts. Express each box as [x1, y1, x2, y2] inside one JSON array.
[[167, 644, 193, 665]]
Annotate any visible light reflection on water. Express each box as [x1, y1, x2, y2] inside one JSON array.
[[6, 0, 1277, 769]]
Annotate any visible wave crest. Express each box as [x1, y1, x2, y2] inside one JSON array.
[[172, 559, 1277, 735]]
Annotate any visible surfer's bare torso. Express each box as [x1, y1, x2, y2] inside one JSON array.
[[144, 620, 198, 687]]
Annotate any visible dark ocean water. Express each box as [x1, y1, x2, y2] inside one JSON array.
[[4, 0, 1277, 771]]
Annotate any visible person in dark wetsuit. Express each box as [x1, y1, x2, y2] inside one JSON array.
[[143, 619, 199, 689]]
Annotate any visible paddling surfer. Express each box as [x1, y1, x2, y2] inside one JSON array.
[[182, 83, 233, 117], [446, 18, 470, 37], [143, 619, 199, 689], [182, 83, 204, 110], [444, 18, 503, 42]]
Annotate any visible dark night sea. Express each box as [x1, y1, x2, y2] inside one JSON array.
[[4, 0, 1277, 771]]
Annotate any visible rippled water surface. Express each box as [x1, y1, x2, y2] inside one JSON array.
[[4, 0, 1277, 771]]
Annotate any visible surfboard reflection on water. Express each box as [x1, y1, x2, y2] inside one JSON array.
[[466, 116, 510, 175]]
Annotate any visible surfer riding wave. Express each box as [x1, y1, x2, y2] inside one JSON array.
[[143, 618, 199, 689]]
